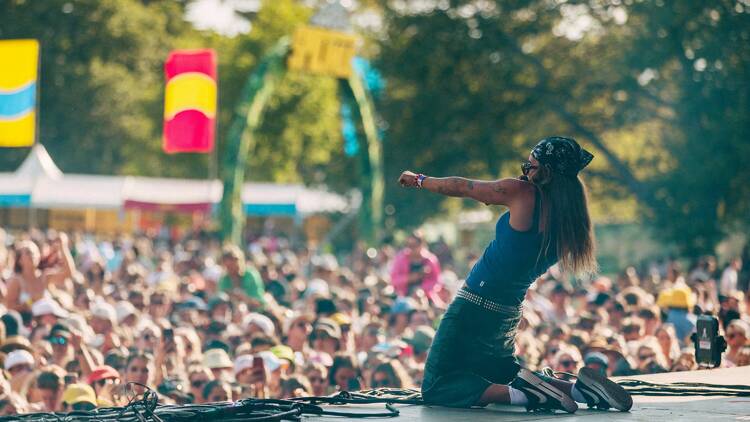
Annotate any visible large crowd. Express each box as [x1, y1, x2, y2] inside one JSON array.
[[0, 227, 747, 414]]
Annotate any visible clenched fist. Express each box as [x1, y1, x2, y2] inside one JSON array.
[[398, 170, 419, 187]]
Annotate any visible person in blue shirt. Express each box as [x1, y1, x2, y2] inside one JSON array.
[[398, 137, 632, 413]]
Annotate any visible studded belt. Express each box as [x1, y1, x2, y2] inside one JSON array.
[[456, 287, 520, 314]]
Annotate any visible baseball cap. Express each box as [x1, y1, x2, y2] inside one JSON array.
[[177, 296, 208, 312], [257, 351, 281, 372], [270, 345, 295, 364], [0, 335, 33, 354], [86, 365, 120, 384], [4, 349, 34, 370], [584, 352, 610, 368], [115, 301, 136, 323], [31, 298, 69, 319], [669, 286, 695, 310], [90, 302, 117, 325], [233, 354, 255, 375], [329, 312, 352, 327], [403, 325, 435, 355], [313, 318, 342, 340], [242, 313, 275, 337], [207, 293, 231, 311], [391, 297, 417, 314], [62, 384, 97, 407], [203, 348, 233, 369], [304, 279, 330, 299]]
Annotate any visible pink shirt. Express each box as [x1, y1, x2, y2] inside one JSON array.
[[390, 248, 442, 303]]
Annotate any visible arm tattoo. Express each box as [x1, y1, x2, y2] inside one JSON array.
[[433, 177, 472, 197]]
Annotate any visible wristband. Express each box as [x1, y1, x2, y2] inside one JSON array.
[[416, 174, 427, 188]]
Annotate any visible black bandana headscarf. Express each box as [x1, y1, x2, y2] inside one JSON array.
[[531, 136, 594, 177]]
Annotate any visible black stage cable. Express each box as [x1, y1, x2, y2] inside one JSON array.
[[616, 379, 750, 397], [3, 381, 750, 421]]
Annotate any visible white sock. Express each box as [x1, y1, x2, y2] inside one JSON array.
[[508, 386, 529, 406], [571, 384, 587, 403]]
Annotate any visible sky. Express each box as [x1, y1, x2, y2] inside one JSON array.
[[185, 0, 260, 37], [185, 0, 620, 40]]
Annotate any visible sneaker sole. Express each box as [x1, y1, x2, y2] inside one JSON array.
[[578, 367, 633, 412], [518, 369, 578, 413]]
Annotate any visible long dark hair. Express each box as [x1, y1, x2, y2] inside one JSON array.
[[532, 166, 597, 275]]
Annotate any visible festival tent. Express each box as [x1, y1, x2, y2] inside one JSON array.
[[0, 144, 60, 206], [122, 177, 222, 213], [241, 183, 349, 217], [0, 145, 349, 218]]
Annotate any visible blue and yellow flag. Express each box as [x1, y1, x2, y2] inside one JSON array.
[[0, 39, 39, 147]]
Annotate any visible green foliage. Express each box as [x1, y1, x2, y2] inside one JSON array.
[[375, 0, 750, 256], [0, 0, 197, 175], [1, 0, 748, 256], [0, 0, 350, 187]]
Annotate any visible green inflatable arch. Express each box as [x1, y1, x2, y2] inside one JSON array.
[[219, 38, 384, 246]]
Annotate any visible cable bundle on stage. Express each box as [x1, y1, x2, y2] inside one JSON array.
[[0, 386, 422, 422]]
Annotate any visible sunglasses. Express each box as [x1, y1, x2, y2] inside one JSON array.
[[8, 365, 30, 374], [314, 331, 332, 340], [727, 332, 743, 339], [50, 336, 68, 346], [191, 379, 207, 388], [560, 360, 577, 367], [638, 353, 656, 360], [521, 161, 538, 176], [95, 379, 111, 387]]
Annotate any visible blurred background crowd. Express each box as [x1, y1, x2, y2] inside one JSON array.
[[0, 228, 747, 415]]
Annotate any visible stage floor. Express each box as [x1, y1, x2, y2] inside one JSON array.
[[307, 366, 750, 421]]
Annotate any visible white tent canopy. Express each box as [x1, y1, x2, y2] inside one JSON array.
[[0, 145, 349, 216]]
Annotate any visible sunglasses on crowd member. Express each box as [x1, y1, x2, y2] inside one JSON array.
[[50, 336, 68, 346], [312, 331, 331, 341], [521, 161, 539, 176], [638, 352, 656, 361], [7, 365, 31, 375], [95, 378, 114, 388], [190, 378, 208, 389], [726, 331, 743, 339]]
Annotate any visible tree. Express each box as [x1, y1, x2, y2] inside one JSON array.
[[0, 0, 353, 189], [374, 0, 750, 255], [0, 0, 200, 176]]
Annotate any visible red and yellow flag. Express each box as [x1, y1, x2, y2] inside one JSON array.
[[163, 50, 217, 153]]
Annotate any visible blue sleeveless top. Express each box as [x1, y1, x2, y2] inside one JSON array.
[[465, 187, 558, 305]]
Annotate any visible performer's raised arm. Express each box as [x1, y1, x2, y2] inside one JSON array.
[[398, 171, 528, 206]]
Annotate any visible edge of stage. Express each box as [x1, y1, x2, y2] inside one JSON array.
[[304, 366, 750, 421]]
